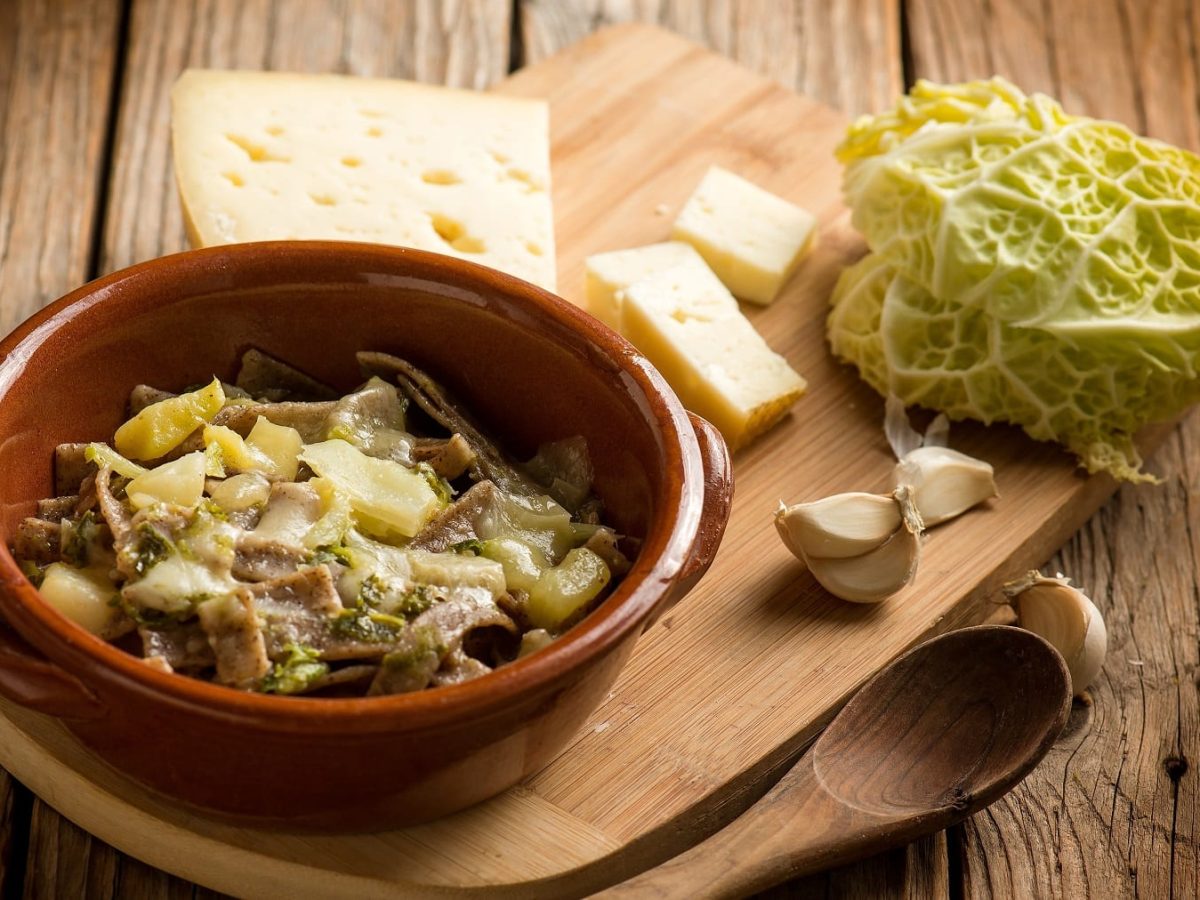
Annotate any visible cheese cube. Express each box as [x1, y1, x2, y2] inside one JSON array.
[[171, 70, 556, 291], [672, 166, 816, 305], [622, 273, 806, 449], [585, 242, 734, 330]]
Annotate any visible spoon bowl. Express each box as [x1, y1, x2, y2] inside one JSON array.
[[815, 625, 1069, 818], [606, 625, 1071, 897]]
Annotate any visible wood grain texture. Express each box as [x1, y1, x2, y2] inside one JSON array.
[[0, 769, 30, 897], [2, 3, 1197, 899], [605, 626, 1070, 898], [520, 0, 902, 116], [24, 3, 511, 897], [24, 801, 225, 900], [908, 2, 1200, 898], [0, 22, 1161, 898], [0, 1, 123, 895], [100, 0, 512, 274], [0, 0, 121, 334]]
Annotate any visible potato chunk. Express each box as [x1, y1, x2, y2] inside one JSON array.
[[526, 548, 610, 631], [126, 452, 207, 509], [301, 440, 443, 539], [245, 416, 303, 480], [39, 563, 120, 635], [115, 378, 225, 460]]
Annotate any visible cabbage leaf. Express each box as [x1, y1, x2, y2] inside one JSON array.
[[828, 77, 1200, 481]]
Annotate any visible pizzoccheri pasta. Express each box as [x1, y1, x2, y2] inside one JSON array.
[[10, 350, 630, 698]]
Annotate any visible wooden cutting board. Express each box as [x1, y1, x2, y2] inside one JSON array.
[[0, 23, 1145, 899]]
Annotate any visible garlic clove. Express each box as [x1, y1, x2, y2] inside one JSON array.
[[775, 492, 901, 560], [1003, 571, 1107, 696], [806, 524, 921, 603], [894, 445, 997, 526]]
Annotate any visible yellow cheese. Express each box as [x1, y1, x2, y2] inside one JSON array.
[[584, 241, 720, 329], [171, 70, 556, 291], [671, 166, 816, 305], [622, 273, 806, 449]]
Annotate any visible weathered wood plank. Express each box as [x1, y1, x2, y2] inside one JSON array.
[[0, 770, 30, 896], [100, 0, 512, 274], [0, 0, 122, 333], [520, 0, 902, 116], [0, 0, 123, 893], [518, 5, 927, 897], [907, 2, 1200, 897], [23, 801, 228, 899], [768, 833, 949, 899], [18, 3, 513, 897]]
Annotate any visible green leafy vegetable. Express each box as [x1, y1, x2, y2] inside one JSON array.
[[307, 543, 354, 568], [260, 643, 328, 694], [129, 522, 175, 576], [330, 608, 407, 643], [392, 584, 433, 619], [60, 511, 100, 568], [828, 77, 1200, 481], [357, 573, 389, 608], [450, 538, 484, 556], [115, 597, 192, 627], [416, 462, 455, 505], [18, 559, 45, 587]]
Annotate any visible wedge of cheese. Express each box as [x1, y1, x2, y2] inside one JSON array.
[[584, 241, 733, 330], [672, 165, 815, 305], [621, 270, 806, 449], [171, 70, 556, 291]]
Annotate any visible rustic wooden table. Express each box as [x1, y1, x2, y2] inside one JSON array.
[[0, 0, 1196, 897]]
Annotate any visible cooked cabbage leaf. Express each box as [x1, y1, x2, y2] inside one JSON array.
[[829, 77, 1200, 481]]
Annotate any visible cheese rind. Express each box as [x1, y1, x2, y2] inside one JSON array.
[[171, 69, 556, 291], [621, 272, 806, 449], [585, 242, 736, 330], [671, 165, 816, 305]]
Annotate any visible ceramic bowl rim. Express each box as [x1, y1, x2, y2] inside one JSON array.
[[0, 241, 707, 732]]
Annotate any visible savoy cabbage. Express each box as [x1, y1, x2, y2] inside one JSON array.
[[828, 78, 1200, 481]]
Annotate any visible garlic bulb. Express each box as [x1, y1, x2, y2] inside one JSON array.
[[775, 485, 924, 603], [774, 491, 901, 559], [894, 446, 997, 526], [885, 395, 997, 527], [805, 524, 920, 603], [1003, 571, 1107, 696]]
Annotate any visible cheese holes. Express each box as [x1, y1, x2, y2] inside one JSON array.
[[224, 133, 289, 163], [525, 241, 543, 257], [366, 127, 384, 138], [265, 125, 285, 136], [222, 172, 245, 187], [506, 168, 542, 193], [341, 156, 363, 168], [421, 170, 461, 185], [429, 214, 486, 254], [309, 193, 337, 206]]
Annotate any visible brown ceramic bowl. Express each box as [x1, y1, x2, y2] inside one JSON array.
[[0, 241, 732, 830]]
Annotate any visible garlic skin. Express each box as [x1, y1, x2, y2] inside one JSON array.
[[1003, 571, 1107, 696], [776, 485, 924, 603], [805, 525, 920, 603], [774, 492, 900, 559], [894, 446, 997, 526], [885, 395, 997, 527]]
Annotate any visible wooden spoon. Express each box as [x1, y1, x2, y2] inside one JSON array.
[[603, 625, 1071, 898]]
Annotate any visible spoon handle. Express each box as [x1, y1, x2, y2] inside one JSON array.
[[598, 756, 865, 899]]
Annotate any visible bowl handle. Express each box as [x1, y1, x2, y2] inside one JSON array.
[[645, 413, 734, 630], [0, 621, 106, 719]]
